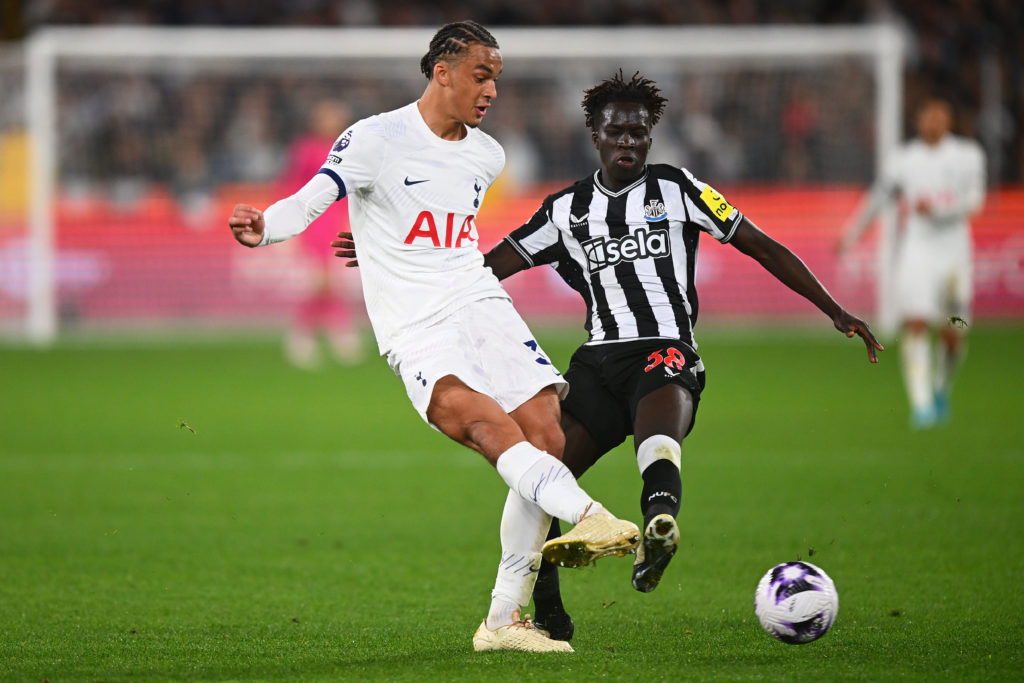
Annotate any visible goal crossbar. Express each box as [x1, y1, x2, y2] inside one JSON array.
[[23, 25, 904, 343]]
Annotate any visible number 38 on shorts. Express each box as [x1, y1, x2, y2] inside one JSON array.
[[644, 347, 687, 373]]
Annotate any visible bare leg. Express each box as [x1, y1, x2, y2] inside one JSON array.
[[633, 384, 692, 527], [427, 374, 534, 464], [509, 387, 565, 458], [427, 377, 612, 632], [629, 384, 693, 593]]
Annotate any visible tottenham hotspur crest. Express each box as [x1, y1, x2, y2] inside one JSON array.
[[643, 198, 668, 222]]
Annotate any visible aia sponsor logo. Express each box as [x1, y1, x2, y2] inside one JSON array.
[[404, 211, 478, 247], [581, 226, 670, 272]]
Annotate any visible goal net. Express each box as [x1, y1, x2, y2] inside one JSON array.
[[7, 25, 903, 343]]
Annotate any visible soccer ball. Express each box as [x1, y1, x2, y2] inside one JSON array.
[[754, 561, 838, 644]]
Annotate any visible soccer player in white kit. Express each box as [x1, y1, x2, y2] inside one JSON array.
[[840, 97, 986, 428], [227, 21, 639, 653]]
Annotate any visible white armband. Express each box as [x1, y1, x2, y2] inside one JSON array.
[[258, 172, 343, 246]]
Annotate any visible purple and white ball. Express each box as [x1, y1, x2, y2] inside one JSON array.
[[754, 561, 838, 644]]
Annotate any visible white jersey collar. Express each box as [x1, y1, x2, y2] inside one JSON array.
[[594, 166, 649, 197], [410, 100, 472, 146]]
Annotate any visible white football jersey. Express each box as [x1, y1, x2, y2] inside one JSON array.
[[882, 134, 985, 241], [319, 102, 509, 354]]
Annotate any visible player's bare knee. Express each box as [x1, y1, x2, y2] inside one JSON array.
[[528, 422, 565, 459], [427, 375, 490, 428], [510, 388, 564, 456], [425, 400, 459, 435], [635, 384, 694, 443], [463, 416, 528, 463]]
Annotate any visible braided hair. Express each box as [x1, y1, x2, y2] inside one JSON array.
[[582, 70, 668, 132], [420, 21, 499, 80]]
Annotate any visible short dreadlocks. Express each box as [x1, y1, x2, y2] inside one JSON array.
[[420, 21, 499, 80], [582, 70, 667, 132]]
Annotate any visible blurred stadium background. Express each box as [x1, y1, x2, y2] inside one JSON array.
[[0, 1, 1021, 342]]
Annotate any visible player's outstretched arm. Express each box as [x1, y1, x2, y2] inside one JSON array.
[[730, 218, 883, 363], [483, 241, 530, 281], [236, 174, 342, 249], [837, 183, 895, 254], [228, 204, 265, 247]]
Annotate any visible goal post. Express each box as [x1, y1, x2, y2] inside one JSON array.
[[20, 24, 904, 344]]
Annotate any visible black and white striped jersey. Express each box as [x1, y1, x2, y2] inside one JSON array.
[[504, 164, 743, 349]]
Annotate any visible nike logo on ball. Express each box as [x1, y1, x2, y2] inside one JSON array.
[[404, 177, 429, 186]]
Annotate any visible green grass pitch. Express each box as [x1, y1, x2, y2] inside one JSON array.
[[1, 325, 1022, 681]]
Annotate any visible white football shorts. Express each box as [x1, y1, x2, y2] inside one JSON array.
[[895, 229, 972, 324], [386, 297, 569, 428]]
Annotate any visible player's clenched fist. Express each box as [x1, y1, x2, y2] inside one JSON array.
[[228, 204, 265, 247]]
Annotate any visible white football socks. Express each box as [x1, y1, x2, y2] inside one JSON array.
[[636, 434, 681, 474], [487, 489, 551, 630], [901, 330, 933, 413], [485, 597, 520, 631], [495, 441, 600, 525], [489, 441, 607, 628]]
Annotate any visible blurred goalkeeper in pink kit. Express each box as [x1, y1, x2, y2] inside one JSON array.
[[278, 99, 364, 367]]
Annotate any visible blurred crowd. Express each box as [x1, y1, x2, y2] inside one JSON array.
[[0, 0, 1020, 199], [50, 64, 880, 207]]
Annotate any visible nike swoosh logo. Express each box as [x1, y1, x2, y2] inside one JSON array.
[[404, 177, 429, 186]]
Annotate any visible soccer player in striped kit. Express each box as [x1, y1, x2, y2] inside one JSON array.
[[484, 71, 884, 640], [230, 23, 641, 653], [839, 96, 985, 429]]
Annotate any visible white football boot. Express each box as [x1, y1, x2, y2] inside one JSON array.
[[472, 615, 574, 653], [541, 508, 640, 569]]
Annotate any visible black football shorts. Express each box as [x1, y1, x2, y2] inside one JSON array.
[[561, 338, 706, 456]]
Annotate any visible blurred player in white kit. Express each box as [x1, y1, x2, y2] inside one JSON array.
[[227, 21, 638, 653], [840, 97, 985, 429]]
